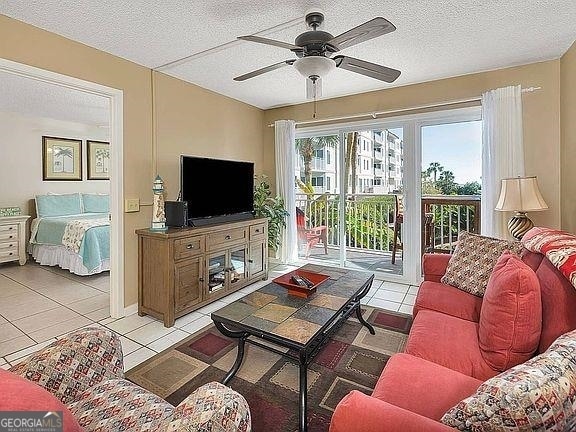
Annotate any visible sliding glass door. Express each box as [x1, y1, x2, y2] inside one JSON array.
[[295, 124, 411, 282], [294, 106, 482, 284]]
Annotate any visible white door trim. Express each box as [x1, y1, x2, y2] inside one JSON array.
[[0, 58, 125, 318]]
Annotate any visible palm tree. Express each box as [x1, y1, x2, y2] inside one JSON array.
[[426, 162, 444, 182], [54, 146, 74, 173], [344, 132, 358, 194], [295, 135, 338, 185]]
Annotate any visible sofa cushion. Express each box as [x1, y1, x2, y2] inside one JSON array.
[[404, 310, 498, 381], [413, 281, 482, 322], [441, 329, 576, 431], [527, 252, 576, 353], [479, 252, 542, 372], [372, 353, 483, 421], [0, 368, 81, 432], [441, 231, 523, 297], [68, 378, 174, 431]]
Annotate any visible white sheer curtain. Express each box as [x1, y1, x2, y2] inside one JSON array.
[[481, 85, 525, 238], [275, 120, 298, 263]]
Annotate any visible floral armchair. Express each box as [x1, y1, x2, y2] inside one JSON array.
[[6, 327, 251, 432]]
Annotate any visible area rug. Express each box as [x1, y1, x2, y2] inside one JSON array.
[[126, 306, 412, 432]]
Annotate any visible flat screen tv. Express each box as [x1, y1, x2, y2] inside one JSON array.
[[180, 155, 254, 223]]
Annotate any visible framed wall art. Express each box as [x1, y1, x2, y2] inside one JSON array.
[[87, 140, 110, 180], [42, 136, 82, 181]]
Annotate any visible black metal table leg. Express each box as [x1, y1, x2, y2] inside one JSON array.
[[356, 305, 376, 335], [299, 352, 308, 432], [214, 321, 249, 385]]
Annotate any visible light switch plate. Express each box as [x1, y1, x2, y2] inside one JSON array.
[[125, 198, 140, 212]]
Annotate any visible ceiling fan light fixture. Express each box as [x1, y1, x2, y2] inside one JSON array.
[[293, 56, 335, 79]]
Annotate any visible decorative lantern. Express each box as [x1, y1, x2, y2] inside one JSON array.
[[151, 175, 167, 232]]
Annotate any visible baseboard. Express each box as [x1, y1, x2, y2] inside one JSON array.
[[124, 303, 138, 316]]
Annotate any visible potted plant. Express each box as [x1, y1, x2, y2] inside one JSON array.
[[253, 175, 289, 253]]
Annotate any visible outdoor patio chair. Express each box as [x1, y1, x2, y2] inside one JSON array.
[[296, 207, 328, 258]]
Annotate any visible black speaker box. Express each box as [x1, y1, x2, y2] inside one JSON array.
[[165, 201, 188, 227]]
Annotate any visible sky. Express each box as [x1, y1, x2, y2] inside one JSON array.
[[421, 120, 482, 184]]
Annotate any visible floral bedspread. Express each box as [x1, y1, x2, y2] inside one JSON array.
[[62, 218, 109, 253]]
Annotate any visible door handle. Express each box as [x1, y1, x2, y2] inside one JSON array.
[[186, 244, 195, 249], [225, 235, 231, 240]]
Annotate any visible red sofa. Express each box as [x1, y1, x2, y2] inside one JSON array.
[[330, 249, 576, 432]]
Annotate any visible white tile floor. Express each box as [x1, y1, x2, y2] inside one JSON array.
[[0, 261, 418, 371]]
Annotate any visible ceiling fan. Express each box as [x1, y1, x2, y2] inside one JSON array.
[[234, 11, 401, 99]]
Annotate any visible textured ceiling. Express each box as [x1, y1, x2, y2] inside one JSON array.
[[1, 1, 575, 109], [0, 71, 109, 125]]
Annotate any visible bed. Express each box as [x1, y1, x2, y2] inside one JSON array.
[[29, 193, 110, 276]]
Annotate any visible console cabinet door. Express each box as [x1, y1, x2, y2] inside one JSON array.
[[229, 246, 248, 290], [207, 252, 227, 296], [248, 241, 267, 279], [174, 256, 204, 312]]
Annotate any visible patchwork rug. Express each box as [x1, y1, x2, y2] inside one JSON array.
[[126, 306, 412, 432]]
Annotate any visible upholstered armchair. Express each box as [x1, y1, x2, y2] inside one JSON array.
[[6, 327, 251, 432]]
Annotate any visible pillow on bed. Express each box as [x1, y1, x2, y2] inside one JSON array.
[[82, 193, 109, 213], [36, 193, 82, 217]]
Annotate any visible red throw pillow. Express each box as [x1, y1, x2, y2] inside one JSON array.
[[0, 368, 81, 432], [478, 252, 542, 371]]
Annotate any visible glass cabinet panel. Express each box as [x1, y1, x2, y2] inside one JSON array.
[[208, 253, 226, 294], [229, 247, 247, 287]]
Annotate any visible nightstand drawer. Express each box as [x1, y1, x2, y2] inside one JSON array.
[[0, 224, 18, 234], [0, 231, 18, 242], [0, 241, 18, 251], [174, 236, 205, 260], [208, 228, 247, 249], [0, 248, 18, 261]]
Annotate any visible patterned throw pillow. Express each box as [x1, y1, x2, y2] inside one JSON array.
[[441, 329, 576, 431], [441, 231, 524, 297]]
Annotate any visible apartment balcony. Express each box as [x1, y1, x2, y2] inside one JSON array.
[[295, 193, 481, 274], [374, 149, 384, 160], [373, 167, 384, 176]]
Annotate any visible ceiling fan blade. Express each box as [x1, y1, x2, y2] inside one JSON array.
[[238, 35, 301, 51], [233, 60, 296, 81], [328, 17, 396, 50], [306, 77, 323, 99], [334, 55, 401, 83]]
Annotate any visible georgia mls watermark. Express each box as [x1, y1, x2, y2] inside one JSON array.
[[0, 411, 63, 432]]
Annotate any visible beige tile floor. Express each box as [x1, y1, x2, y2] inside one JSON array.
[[0, 261, 418, 372]]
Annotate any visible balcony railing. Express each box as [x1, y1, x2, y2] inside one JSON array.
[[422, 195, 481, 252], [295, 193, 481, 256]]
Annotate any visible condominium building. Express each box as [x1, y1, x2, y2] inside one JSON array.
[[295, 130, 403, 195]]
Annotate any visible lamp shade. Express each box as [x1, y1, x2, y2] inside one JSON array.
[[293, 56, 335, 78], [495, 176, 548, 212]]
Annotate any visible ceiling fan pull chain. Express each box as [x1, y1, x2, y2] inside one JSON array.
[[312, 77, 318, 118], [313, 96, 317, 119]]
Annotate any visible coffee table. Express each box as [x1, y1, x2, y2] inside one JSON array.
[[211, 264, 375, 432]]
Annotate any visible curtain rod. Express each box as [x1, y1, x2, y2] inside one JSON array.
[[266, 86, 542, 128]]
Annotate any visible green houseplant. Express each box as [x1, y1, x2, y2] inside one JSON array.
[[253, 175, 289, 251]]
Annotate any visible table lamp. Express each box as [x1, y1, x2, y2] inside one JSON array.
[[495, 176, 548, 240]]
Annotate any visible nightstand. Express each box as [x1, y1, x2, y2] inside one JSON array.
[[0, 215, 30, 265]]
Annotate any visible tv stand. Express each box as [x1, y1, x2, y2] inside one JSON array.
[[189, 213, 254, 227], [136, 217, 268, 327]]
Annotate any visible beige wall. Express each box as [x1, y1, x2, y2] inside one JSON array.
[[561, 41, 576, 233], [263, 61, 562, 230], [0, 111, 109, 212], [153, 72, 264, 200], [0, 15, 152, 307], [0, 16, 265, 307]]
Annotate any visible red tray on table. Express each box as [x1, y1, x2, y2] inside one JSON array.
[[273, 269, 330, 298]]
